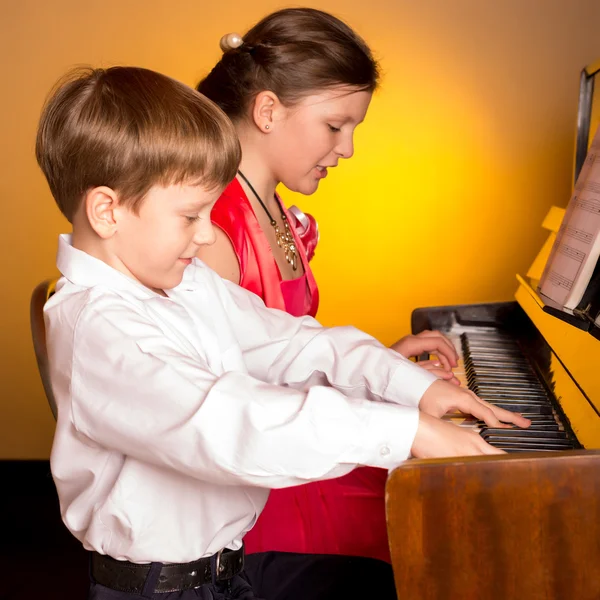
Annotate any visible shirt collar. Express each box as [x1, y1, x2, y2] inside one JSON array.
[[56, 234, 204, 297]]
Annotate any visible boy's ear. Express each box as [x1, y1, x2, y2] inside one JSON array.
[[251, 91, 281, 133], [85, 186, 120, 239]]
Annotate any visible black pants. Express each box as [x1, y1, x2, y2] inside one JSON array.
[[88, 552, 397, 600]]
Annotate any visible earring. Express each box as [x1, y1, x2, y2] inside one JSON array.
[[265, 124, 270, 130]]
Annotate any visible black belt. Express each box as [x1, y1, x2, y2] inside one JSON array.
[[91, 546, 245, 594]]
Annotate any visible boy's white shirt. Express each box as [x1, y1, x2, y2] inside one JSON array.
[[46, 234, 436, 564]]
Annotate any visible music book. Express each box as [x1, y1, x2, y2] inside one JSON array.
[[538, 126, 600, 329]]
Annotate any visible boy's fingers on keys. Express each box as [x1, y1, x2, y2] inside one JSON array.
[[477, 399, 532, 429], [458, 391, 531, 429], [412, 414, 504, 458], [465, 399, 503, 428]]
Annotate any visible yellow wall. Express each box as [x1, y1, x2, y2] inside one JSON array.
[[2, 0, 600, 459]]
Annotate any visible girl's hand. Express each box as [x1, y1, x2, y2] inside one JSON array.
[[391, 330, 458, 370], [417, 360, 461, 386]]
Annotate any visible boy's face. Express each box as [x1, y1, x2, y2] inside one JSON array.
[[113, 183, 222, 292]]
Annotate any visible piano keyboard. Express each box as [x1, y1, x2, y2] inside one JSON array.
[[441, 325, 579, 452]]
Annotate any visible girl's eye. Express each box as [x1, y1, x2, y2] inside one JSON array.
[[185, 215, 200, 224], [328, 124, 341, 133]]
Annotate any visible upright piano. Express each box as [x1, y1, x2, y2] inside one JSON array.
[[385, 62, 600, 600]]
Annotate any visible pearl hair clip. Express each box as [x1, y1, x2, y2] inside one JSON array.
[[219, 33, 244, 52]]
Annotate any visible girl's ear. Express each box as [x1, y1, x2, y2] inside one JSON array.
[[251, 90, 282, 133]]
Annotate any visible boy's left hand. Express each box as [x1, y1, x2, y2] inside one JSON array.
[[391, 330, 459, 369]]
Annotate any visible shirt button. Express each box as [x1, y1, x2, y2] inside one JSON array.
[[380, 445, 391, 456]]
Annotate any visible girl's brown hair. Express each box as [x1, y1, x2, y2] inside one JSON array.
[[197, 8, 379, 121]]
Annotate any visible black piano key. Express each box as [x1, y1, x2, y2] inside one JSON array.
[[473, 389, 549, 399], [465, 351, 524, 360], [481, 405, 555, 415], [469, 368, 541, 377], [466, 370, 537, 380], [480, 428, 569, 440], [467, 359, 530, 366], [476, 413, 558, 422], [476, 419, 562, 431], [467, 375, 541, 385], [476, 395, 551, 404], [483, 435, 574, 448], [467, 364, 537, 373], [468, 340, 523, 346], [489, 441, 575, 451], [471, 384, 548, 395], [474, 381, 541, 389], [500, 447, 566, 453], [468, 359, 531, 366]]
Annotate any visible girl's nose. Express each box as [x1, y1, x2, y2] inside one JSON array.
[[336, 134, 354, 159]]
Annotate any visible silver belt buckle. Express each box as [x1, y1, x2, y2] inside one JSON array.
[[214, 548, 226, 580]]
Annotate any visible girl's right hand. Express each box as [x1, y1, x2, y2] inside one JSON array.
[[417, 360, 461, 386], [391, 330, 458, 369], [410, 413, 503, 458]]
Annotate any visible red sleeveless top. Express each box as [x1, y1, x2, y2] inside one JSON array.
[[210, 178, 390, 563], [211, 178, 319, 317]]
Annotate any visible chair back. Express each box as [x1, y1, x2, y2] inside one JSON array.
[[30, 280, 57, 419]]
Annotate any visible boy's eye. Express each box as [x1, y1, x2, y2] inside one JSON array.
[[328, 124, 341, 133], [185, 215, 200, 224]]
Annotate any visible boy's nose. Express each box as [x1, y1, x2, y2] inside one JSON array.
[[194, 222, 217, 246]]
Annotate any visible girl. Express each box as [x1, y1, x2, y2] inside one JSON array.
[[196, 7, 459, 563]]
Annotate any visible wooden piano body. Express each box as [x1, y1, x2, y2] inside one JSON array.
[[387, 453, 600, 599], [385, 61, 600, 600]]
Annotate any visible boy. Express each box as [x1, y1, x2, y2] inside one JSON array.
[[36, 66, 527, 600]]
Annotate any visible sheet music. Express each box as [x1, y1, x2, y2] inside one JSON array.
[[539, 128, 600, 309]]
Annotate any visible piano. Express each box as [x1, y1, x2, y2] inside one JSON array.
[[385, 61, 600, 600]]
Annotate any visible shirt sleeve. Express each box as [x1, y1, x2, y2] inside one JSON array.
[[67, 295, 420, 489], [215, 273, 437, 408]]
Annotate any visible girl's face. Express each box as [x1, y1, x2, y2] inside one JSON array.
[[267, 87, 372, 195]]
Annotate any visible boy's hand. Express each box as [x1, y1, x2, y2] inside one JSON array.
[[419, 380, 531, 429], [391, 330, 458, 370], [411, 413, 504, 458]]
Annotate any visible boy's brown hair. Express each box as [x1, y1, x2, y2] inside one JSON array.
[[36, 66, 241, 222]]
